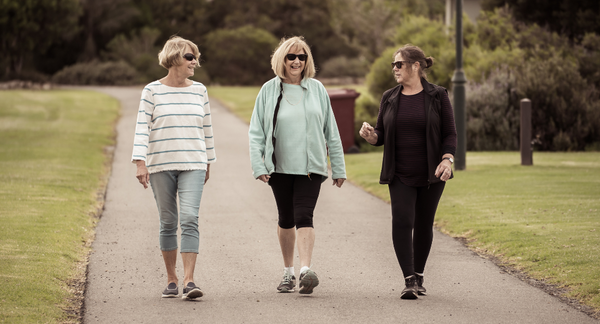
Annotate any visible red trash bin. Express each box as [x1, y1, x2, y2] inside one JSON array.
[[327, 89, 360, 153]]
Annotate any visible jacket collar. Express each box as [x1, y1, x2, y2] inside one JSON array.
[[387, 78, 436, 103], [275, 76, 310, 90]]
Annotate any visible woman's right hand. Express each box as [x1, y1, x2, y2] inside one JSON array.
[[135, 160, 150, 189], [257, 174, 271, 183], [359, 122, 378, 145]]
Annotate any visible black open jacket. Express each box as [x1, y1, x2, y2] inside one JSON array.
[[373, 78, 457, 185]]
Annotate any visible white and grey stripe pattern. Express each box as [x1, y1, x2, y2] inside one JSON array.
[[131, 81, 216, 174]]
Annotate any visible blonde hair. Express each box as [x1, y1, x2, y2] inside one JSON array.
[[158, 36, 201, 70], [271, 36, 316, 80]]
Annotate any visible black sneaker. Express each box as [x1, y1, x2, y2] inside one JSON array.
[[161, 282, 178, 298], [298, 269, 319, 294], [416, 274, 427, 296], [277, 273, 296, 293], [182, 282, 203, 300], [400, 275, 418, 299]]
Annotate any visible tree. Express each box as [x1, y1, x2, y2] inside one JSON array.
[[327, 0, 445, 63], [203, 26, 279, 85], [0, 0, 81, 78], [78, 0, 140, 61], [482, 0, 600, 41]]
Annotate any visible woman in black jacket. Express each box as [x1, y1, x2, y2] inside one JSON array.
[[359, 44, 457, 299]]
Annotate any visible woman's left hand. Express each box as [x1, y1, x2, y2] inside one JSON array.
[[435, 160, 453, 182], [205, 164, 210, 184], [332, 178, 345, 188]]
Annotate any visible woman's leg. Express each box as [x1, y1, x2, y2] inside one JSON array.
[[292, 174, 322, 269], [269, 173, 297, 268], [149, 171, 180, 285], [413, 182, 445, 274], [177, 170, 206, 286], [388, 179, 418, 278]]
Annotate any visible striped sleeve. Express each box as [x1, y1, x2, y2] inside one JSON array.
[[203, 87, 217, 163], [131, 86, 154, 163]]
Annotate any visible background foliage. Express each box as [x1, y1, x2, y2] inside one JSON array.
[[360, 7, 600, 152], [2, 0, 600, 150]]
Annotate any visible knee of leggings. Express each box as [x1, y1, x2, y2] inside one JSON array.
[[294, 215, 313, 229], [278, 217, 295, 229]]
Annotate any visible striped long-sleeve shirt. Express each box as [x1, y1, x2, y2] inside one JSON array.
[[131, 81, 216, 173]]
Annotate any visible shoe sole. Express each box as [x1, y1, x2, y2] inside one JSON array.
[[400, 291, 419, 299], [183, 288, 203, 300], [161, 293, 178, 298], [417, 290, 427, 296], [299, 271, 319, 294], [277, 287, 295, 293]]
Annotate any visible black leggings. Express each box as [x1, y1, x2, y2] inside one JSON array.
[[388, 179, 445, 278], [269, 173, 323, 229]]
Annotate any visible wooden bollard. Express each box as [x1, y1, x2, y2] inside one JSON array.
[[520, 99, 533, 165]]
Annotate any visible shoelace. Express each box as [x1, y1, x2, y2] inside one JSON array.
[[282, 275, 293, 284]]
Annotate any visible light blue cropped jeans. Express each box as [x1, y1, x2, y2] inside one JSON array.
[[149, 170, 206, 253]]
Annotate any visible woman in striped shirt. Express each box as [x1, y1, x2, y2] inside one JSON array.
[[132, 36, 216, 300]]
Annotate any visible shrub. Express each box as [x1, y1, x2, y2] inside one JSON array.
[[515, 55, 600, 151], [353, 92, 382, 152], [52, 61, 138, 85], [365, 47, 398, 98], [318, 56, 369, 78], [203, 26, 279, 85], [103, 27, 168, 83], [466, 67, 519, 151]]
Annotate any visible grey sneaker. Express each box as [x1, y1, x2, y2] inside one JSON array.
[[277, 273, 296, 293], [416, 274, 427, 296], [182, 282, 203, 300], [298, 269, 319, 294], [401, 275, 418, 299], [161, 282, 178, 298]]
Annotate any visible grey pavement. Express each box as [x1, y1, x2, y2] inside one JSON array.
[[83, 86, 598, 323]]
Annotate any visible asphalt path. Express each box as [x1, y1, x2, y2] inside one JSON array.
[[83, 86, 598, 323]]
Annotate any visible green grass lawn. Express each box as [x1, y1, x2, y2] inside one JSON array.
[[0, 90, 119, 323], [346, 151, 600, 313], [209, 86, 600, 315]]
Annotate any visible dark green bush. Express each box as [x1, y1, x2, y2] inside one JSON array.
[[515, 55, 600, 151], [318, 56, 369, 78], [103, 28, 166, 83], [466, 67, 519, 151], [52, 60, 138, 85], [353, 92, 383, 152], [203, 26, 279, 85]]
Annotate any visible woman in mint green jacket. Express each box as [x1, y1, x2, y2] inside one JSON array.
[[248, 36, 346, 295]]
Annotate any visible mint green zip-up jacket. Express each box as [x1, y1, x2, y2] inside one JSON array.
[[249, 77, 346, 182]]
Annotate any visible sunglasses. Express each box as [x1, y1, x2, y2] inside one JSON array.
[[286, 54, 308, 61], [183, 53, 197, 62], [391, 61, 412, 69]]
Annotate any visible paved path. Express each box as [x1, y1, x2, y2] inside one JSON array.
[[83, 86, 597, 323]]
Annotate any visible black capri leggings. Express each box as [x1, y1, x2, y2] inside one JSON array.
[[388, 179, 445, 278], [269, 173, 323, 229]]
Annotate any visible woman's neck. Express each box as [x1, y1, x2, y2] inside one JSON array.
[[161, 70, 191, 87], [283, 75, 302, 85], [401, 77, 423, 95]]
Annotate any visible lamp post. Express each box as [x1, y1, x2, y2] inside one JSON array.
[[452, 0, 467, 170]]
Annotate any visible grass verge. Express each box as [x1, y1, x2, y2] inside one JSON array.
[[0, 90, 119, 323], [345, 151, 600, 316]]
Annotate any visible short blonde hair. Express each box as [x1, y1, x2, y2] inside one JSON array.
[[158, 36, 201, 70], [271, 36, 316, 80]]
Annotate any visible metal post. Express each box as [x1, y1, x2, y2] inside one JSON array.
[[452, 0, 467, 170], [520, 99, 533, 165]]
